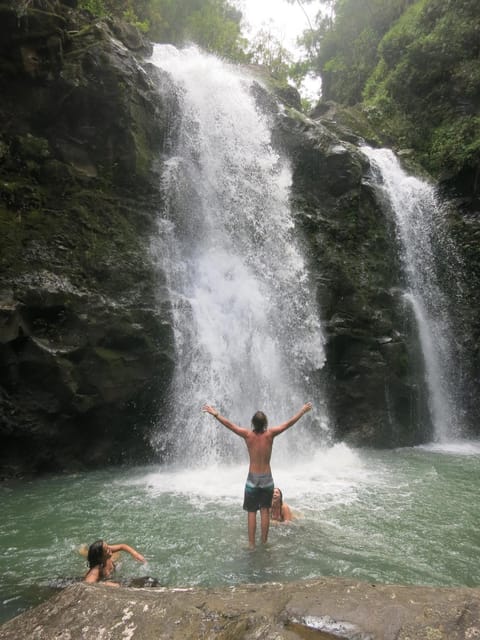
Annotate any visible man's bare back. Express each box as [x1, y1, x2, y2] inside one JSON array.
[[244, 430, 275, 474], [202, 402, 312, 547]]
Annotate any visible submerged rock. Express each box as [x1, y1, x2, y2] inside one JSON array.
[[1, 578, 480, 639]]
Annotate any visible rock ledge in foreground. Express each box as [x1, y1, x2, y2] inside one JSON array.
[[1, 577, 480, 639]]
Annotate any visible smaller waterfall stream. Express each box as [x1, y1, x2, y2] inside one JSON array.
[[363, 147, 462, 442], [149, 45, 327, 465]]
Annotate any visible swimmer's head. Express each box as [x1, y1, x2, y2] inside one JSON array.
[[87, 540, 105, 568], [251, 411, 267, 433], [273, 487, 283, 506]]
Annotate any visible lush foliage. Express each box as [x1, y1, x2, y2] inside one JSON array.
[[77, 0, 310, 86], [300, 0, 416, 106], [363, 0, 480, 175], [246, 29, 294, 83], [78, 0, 247, 60], [300, 0, 480, 178]]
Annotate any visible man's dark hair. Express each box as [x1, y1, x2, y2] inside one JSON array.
[[251, 411, 268, 433]]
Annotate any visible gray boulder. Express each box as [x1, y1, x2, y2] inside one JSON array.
[[1, 578, 480, 639]]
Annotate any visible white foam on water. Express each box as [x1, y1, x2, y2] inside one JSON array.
[[124, 443, 374, 511], [415, 439, 480, 456]]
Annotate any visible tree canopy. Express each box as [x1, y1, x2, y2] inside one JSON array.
[[298, 0, 480, 178], [78, 0, 248, 60], [78, 0, 480, 180]]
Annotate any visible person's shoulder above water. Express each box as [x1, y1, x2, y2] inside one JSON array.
[[270, 487, 294, 523], [82, 539, 145, 586]]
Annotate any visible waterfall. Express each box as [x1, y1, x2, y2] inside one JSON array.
[[362, 146, 462, 442], [149, 45, 328, 466]]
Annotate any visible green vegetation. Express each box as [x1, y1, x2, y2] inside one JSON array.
[[298, 0, 480, 179], [77, 0, 247, 60], [77, 0, 480, 180], [307, 0, 416, 106], [246, 29, 294, 83]]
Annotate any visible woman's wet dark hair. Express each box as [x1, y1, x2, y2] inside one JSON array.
[[276, 488, 283, 506], [87, 540, 105, 569], [251, 411, 268, 433]]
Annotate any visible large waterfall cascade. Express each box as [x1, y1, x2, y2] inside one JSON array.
[[149, 45, 328, 466], [362, 146, 464, 442], [3, 58, 480, 625]]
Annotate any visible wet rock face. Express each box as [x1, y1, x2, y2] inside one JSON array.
[[251, 83, 429, 447], [1, 578, 480, 640], [0, 0, 435, 477], [0, 0, 175, 476], [1, 2, 474, 474], [269, 107, 432, 447]]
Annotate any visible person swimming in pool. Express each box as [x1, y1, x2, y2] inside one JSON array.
[[83, 539, 145, 586], [270, 487, 293, 523], [202, 402, 312, 548]]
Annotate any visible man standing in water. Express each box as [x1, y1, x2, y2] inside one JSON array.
[[202, 402, 313, 548]]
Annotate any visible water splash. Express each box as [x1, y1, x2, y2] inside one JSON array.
[[149, 45, 328, 465], [362, 146, 462, 442]]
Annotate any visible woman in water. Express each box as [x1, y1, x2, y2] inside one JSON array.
[[84, 539, 145, 585], [270, 487, 293, 523]]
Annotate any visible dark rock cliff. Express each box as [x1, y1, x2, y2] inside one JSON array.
[[268, 106, 433, 447], [0, 0, 175, 476], [1, 1, 478, 478]]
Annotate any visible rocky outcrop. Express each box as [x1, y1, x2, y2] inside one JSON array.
[[0, 0, 175, 476], [306, 100, 480, 439], [1, 578, 480, 639], [266, 104, 433, 447]]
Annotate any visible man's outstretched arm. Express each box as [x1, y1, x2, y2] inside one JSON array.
[[202, 404, 249, 438], [269, 402, 313, 437]]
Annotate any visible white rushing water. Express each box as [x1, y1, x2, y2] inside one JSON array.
[[149, 45, 328, 466], [362, 147, 462, 442]]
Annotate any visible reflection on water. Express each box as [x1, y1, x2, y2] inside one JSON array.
[[1, 442, 480, 624]]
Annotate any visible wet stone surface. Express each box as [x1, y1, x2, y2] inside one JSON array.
[[1, 577, 480, 639]]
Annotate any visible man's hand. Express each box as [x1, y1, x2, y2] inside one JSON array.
[[302, 402, 313, 414], [202, 404, 219, 417]]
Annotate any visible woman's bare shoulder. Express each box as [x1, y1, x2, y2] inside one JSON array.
[[84, 566, 100, 583]]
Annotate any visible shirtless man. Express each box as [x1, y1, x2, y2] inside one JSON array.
[[202, 402, 312, 548]]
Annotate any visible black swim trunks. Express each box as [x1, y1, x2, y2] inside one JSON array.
[[243, 472, 274, 512]]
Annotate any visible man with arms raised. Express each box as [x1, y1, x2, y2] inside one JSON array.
[[202, 402, 312, 548]]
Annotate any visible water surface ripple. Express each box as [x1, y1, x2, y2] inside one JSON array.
[[1, 441, 479, 623]]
